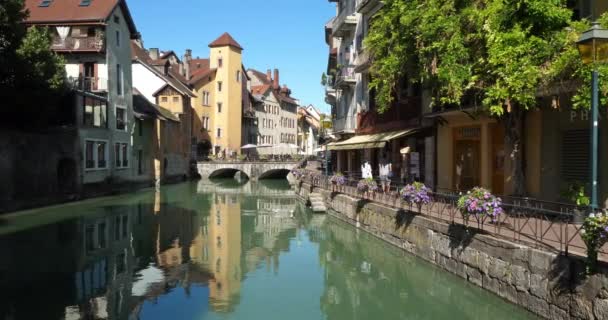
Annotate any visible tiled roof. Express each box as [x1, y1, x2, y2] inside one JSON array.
[[248, 68, 271, 85], [208, 32, 243, 50], [133, 88, 178, 122], [131, 41, 195, 97], [24, 0, 138, 37], [251, 85, 271, 96], [188, 68, 216, 85]]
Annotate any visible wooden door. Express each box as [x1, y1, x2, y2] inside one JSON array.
[[453, 127, 481, 191]]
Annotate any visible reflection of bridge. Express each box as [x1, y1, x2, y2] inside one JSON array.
[[196, 161, 298, 180], [196, 179, 296, 197]]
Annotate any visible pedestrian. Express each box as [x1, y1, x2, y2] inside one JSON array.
[[379, 153, 392, 193]]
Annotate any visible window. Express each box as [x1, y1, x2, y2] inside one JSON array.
[[217, 102, 222, 113], [87, 27, 96, 37], [263, 119, 266, 128], [115, 30, 120, 47], [85, 141, 94, 169], [217, 128, 222, 138], [218, 58, 223, 68], [161, 96, 168, 102], [173, 96, 179, 102], [218, 81, 223, 92], [202, 91, 210, 106], [39, 0, 52, 7], [83, 97, 107, 128], [115, 143, 129, 168], [85, 140, 107, 170], [236, 70, 241, 82], [116, 64, 123, 96], [202, 116, 210, 130], [116, 106, 127, 131], [79, 0, 90, 6]]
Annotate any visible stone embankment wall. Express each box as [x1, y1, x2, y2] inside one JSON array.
[[294, 182, 608, 320]]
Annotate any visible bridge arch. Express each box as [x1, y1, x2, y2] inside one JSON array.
[[208, 168, 250, 180], [258, 168, 291, 180]]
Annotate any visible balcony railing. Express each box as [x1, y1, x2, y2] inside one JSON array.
[[357, 97, 421, 134], [332, 4, 357, 37], [333, 115, 357, 134], [335, 65, 357, 87], [68, 76, 108, 92], [51, 35, 105, 52], [355, 0, 380, 13]]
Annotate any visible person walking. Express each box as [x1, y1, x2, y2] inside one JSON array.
[[379, 153, 392, 193]]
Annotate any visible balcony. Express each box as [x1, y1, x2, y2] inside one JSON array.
[[333, 115, 357, 134], [332, 7, 357, 37], [354, 49, 370, 73], [356, 0, 381, 14], [357, 96, 422, 134], [51, 35, 104, 52], [335, 65, 357, 87], [68, 76, 108, 92]]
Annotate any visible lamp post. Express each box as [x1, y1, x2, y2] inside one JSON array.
[[577, 22, 608, 212]]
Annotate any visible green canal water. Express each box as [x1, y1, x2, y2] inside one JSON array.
[[0, 179, 536, 320]]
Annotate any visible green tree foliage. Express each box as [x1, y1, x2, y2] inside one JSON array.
[[365, 0, 607, 195], [0, 0, 66, 126]]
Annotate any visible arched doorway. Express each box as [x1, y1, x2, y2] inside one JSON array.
[[57, 158, 77, 194]]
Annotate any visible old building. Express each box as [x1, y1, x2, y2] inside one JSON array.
[[24, 0, 140, 186], [131, 40, 196, 182], [248, 69, 299, 155], [184, 33, 245, 158], [297, 105, 321, 156]]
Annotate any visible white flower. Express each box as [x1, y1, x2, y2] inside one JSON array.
[[590, 213, 596, 218], [581, 229, 586, 235]]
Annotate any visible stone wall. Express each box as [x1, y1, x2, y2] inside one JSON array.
[[295, 182, 608, 320]]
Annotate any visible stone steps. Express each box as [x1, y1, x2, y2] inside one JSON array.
[[308, 192, 327, 213]]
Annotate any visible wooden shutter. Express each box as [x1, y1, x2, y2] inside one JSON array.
[[561, 129, 590, 182]]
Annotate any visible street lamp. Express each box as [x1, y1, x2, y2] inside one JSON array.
[[577, 22, 608, 212]]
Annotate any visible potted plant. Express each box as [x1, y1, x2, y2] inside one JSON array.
[[357, 178, 378, 198], [561, 182, 590, 224], [456, 187, 503, 225], [400, 182, 432, 211], [581, 212, 608, 273]]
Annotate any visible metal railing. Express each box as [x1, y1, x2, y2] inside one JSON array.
[[68, 76, 108, 92], [298, 171, 603, 260], [51, 35, 104, 52]]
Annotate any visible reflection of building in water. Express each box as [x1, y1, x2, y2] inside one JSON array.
[[206, 193, 242, 312]]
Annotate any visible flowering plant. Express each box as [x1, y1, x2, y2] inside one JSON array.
[[400, 182, 432, 205], [581, 211, 608, 273], [357, 178, 378, 193], [456, 187, 503, 222], [330, 172, 347, 186]]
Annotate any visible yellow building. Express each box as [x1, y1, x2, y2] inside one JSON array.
[[207, 193, 242, 312], [187, 33, 244, 158]]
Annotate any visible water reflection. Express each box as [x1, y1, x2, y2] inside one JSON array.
[[0, 180, 535, 320]]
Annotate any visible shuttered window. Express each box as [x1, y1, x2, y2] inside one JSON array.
[[561, 129, 590, 182]]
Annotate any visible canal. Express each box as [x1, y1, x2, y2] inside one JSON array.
[[0, 179, 536, 320]]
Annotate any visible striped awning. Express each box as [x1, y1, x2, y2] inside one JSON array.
[[327, 128, 420, 151]]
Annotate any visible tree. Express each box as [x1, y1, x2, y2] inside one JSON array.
[[365, 0, 608, 196], [0, 0, 66, 127]]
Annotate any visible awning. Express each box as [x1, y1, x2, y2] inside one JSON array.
[[327, 128, 420, 151]]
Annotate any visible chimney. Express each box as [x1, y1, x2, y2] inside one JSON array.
[[184, 49, 192, 62], [184, 60, 191, 80], [273, 69, 279, 89], [149, 48, 159, 60], [266, 69, 272, 82], [179, 62, 185, 76]]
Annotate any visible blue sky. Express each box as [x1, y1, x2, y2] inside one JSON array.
[[128, 0, 336, 113]]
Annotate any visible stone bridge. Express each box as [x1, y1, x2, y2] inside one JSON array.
[[196, 161, 298, 180]]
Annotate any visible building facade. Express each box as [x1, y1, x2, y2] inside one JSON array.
[[248, 69, 299, 155], [297, 105, 321, 156], [25, 0, 140, 186]]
